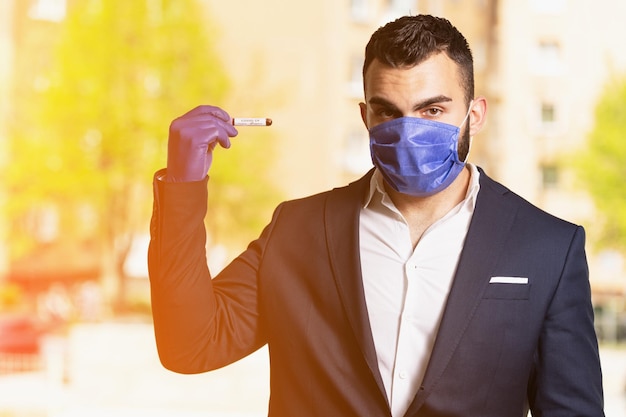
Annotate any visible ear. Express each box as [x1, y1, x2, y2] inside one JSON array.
[[359, 102, 369, 129], [468, 96, 487, 137]]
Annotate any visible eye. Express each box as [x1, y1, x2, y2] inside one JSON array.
[[374, 107, 398, 120], [380, 109, 395, 118], [423, 107, 443, 118]]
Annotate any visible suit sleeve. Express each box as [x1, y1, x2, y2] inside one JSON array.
[[148, 171, 269, 374], [528, 226, 605, 416]]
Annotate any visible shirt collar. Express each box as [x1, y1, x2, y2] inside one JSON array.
[[363, 164, 481, 212]]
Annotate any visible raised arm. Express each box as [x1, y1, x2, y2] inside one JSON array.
[[148, 105, 264, 373]]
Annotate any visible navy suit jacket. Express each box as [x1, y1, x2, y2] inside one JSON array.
[[148, 168, 604, 416]]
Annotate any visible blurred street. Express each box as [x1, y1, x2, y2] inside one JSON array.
[[0, 322, 624, 416], [0, 322, 269, 417], [603, 347, 626, 416]]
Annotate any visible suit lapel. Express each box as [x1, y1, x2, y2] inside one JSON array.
[[323, 169, 520, 414], [406, 171, 520, 413], [324, 170, 389, 405]]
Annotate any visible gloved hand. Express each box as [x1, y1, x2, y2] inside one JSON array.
[[166, 105, 239, 182]]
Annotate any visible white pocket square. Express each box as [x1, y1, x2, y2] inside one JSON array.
[[489, 276, 529, 284]]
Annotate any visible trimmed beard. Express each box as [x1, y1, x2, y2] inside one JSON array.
[[457, 122, 471, 162]]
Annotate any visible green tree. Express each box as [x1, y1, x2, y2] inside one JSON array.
[[5, 0, 281, 309], [572, 76, 626, 251]]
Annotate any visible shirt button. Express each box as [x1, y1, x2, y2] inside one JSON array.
[[398, 371, 408, 379]]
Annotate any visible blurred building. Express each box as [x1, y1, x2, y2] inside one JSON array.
[[488, 1, 626, 327], [200, 0, 498, 197], [2, 0, 626, 333], [202, 0, 626, 332], [0, 0, 16, 280]]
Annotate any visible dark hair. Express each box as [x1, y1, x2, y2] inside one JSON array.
[[363, 15, 474, 104]]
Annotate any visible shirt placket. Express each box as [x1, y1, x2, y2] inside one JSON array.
[[390, 248, 424, 416]]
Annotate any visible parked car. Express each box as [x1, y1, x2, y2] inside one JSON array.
[[0, 315, 43, 373]]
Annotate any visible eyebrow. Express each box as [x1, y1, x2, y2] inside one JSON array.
[[368, 95, 453, 112]]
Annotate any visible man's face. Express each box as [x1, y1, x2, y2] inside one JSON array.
[[360, 53, 472, 158]]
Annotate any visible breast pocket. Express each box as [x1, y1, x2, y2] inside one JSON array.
[[483, 282, 531, 300]]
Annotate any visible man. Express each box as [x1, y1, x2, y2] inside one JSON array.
[[148, 15, 604, 416]]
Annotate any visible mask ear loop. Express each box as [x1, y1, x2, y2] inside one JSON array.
[[460, 100, 474, 163], [464, 137, 473, 163], [459, 99, 474, 129]]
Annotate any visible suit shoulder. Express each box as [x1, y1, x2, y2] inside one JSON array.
[[278, 171, 371, 210], [478, 169, 582, 232]]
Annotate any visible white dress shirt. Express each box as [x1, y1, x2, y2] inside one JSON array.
[[359, 165, 480, 417]]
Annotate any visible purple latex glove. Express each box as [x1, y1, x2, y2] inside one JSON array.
[[166, 105, 239, 182]]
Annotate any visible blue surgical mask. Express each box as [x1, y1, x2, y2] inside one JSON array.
[[369, 104, 472, 197]]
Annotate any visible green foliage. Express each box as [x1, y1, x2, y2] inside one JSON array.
[[572, 77, 626, 251], [4, 0, 282, 274]]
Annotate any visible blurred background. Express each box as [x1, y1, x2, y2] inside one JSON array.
[[0, 0, 625, 415]]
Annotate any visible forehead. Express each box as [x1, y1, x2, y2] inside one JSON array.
[[363, 53, 464, 102]]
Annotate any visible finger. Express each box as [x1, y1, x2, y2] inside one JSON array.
[[181, 114, 238, 138], [186, 124, 231, 151], [181, 105, 232, 123], [211, 124, 233, 149]]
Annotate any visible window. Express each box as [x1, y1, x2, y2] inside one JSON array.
[[28, 0, 66, 22], [347, 55, 364, 98], [351, 0, 370, 22], [529, 0, 567, 15], [531, 41, 563, 76], [26, 205, 59, 243], [534, 101, 563, 135], [541, 165, 559, 189], [541, 102, 556, 125], [383, 0, 418, 22]]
